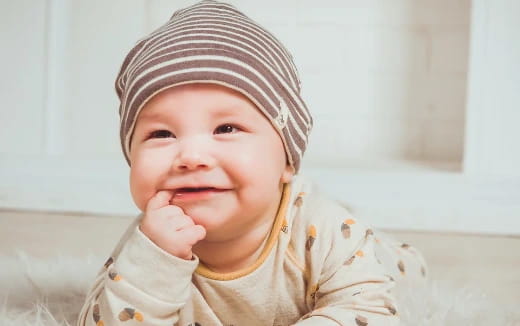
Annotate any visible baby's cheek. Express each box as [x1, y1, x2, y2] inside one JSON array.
[[129, 169, 152, 211], [129, 182, 145, 212]]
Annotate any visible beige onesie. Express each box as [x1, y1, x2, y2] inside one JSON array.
[[77, 176, 427, 326]]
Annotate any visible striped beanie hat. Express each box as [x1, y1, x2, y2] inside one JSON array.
[[115, 0, 313, 172]]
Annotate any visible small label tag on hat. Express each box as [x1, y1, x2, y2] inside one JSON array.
[[275, 100, 289, 129]]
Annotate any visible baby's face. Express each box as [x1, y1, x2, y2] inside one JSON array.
[[129, 83, 293, 241]]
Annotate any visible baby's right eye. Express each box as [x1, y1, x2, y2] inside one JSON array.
[[147, 130, 175, 139]]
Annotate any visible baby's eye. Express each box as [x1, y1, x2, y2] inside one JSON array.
[[148, 130, 174, 139], [214, 124, 240, 134]]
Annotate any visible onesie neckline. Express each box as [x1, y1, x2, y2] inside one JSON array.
[[194, 183, 291, 280]]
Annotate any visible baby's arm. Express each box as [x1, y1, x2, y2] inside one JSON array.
[[293, 207, 399, 325], [76, 191, 205, 326]]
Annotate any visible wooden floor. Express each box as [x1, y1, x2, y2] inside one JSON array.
[[1, 209, 519, 306]]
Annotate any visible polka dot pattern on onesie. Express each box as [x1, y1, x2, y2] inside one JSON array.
[[118, 307, 144, 322], [344, 256, 355, 265], [294, 192, 306, 207], [306, 225, 316, 251], [103, 257, 113, 269], [341, 218, 356, 238], [109, 270, 122, 281], [92, 304, 104, 326], [385, 299, 397, 315], [397, 260, 405, 275], [355, 314, 368, 326]]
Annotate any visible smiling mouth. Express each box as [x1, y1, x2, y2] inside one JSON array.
[[177, 187, 216, 193], [171, 187, 228, 202]]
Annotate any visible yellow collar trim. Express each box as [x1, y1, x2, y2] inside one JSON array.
[[195, 183, 291, 280]]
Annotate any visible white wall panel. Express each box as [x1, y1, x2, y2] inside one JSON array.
[[63, 0, 147, 159], [369, 27, 430, 74], [0, 1, 46, 155], [465, 0, 520, 177], [430, 27, 470, 74], [45, 0, 70, 155]]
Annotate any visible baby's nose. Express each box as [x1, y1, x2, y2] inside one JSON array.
[[171, 138, 215, 172]]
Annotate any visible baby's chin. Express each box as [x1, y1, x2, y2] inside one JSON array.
[[180, 203, 228, 230]]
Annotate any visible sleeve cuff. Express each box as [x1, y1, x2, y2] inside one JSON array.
[[113, 225, 198, 302]]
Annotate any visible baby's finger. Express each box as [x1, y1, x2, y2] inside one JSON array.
[[168, 214, 196, 231], [160, 204, 185, 217], [146, 190, 174, 212], [178, 225, 207, 246]]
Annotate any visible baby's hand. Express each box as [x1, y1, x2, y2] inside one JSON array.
[[139, 190, 206, 260]]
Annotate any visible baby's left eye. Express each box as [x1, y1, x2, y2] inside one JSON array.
[[214, 124, 239, 134]]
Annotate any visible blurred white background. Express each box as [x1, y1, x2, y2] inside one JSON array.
[[1, 0, 519, 234]]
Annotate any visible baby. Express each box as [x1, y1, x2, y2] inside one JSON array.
[[78, 1, 427, 325]]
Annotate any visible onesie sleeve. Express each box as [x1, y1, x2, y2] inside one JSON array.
[[292, 197, 400, 326], [76, 216, 198, 326]]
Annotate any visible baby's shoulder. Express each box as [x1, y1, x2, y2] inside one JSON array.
[[287, 176, 372, 254]]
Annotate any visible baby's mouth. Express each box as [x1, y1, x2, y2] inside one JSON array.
[[176, 187, 220, 194], [171, 187, 228, 202]]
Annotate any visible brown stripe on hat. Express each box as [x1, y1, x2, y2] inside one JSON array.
[[148, 24, 290, 78], [172, 17, 298, 81], [132, 18, 298, 90], [124, 6, 301, 98], [135, 11, 300, 90], [120, 7, 310, 122], [115, 0, 312, 172], [128, 37, 281, 91], [122, 52, 283, 125]]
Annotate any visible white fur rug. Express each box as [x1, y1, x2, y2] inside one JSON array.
[[1, 253, 519, 326]]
